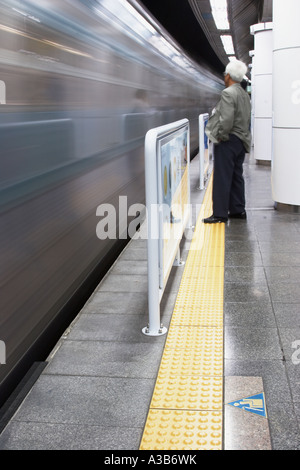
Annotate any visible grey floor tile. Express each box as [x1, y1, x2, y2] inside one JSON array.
[[225, 240, 260, 253], [110, 259, 148, 275], [261, 252, 300, 267], [119, 246, 148, 261], [71, 424, 142, 450], [285, 362, 300, 403], [256, 229, 300, 242], [98, 274, 148, 293], [67, 313, 163, 343], [12, 375, 154, 428], [0, 414, 144, 451], [224, 302, 276, 327], [265, 266, 300, 283], [267, 402, 300, 450], [224, 283, 270, 303], [294, 403, 300, 445], [225, 252, 263, 267], [83, 291, 148, 315], [225, 266, 267, 283], [273, 303, 300, 328], [0, 422, 78, 450], [269, 283, 300, 303], [45, 340, 164, 378], [259, 241, 300, 253], [225, 327, 283, 361], [225, 225, 257, 241], [254, 219, 299, 232]]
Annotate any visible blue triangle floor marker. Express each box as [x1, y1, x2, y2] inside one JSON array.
[[227, 392, 267, 418]]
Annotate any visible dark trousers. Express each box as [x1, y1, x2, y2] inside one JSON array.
[[212, 134, 246, 218]]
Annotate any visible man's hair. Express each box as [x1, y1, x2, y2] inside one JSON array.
[[225, 60, 248, 83]]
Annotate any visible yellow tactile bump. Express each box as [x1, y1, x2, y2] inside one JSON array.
[[140, 409, 222, 451], [165, 326, 223, 350], [189, 239, 223, 261], [173, 291, 224, 316], [158, 347, 223, 377], [187, 240, 225, 267], [183, 257, 224, 272], [182, 265, 224, 280], [185, 249, 224, 271], [175, 283, 224, 303], [178, 277, 224, 293], [150, 374, 223, 411], [170, 306, 223, 327], [174, 290, 224, 311]]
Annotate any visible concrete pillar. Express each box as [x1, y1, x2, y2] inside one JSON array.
[[250, 23, 273, 163], [272, 0, 300, 208]]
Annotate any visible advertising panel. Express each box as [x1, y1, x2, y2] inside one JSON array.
[[158, 125, 189, 287], [143, 119, 190, 336], [199, 113, 212, 190]]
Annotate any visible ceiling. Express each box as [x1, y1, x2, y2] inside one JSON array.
[[139, 0, 273, 75]]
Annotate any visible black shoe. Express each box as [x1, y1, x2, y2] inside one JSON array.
[[228, 211, 247, 219], [203, 215, 228, 224]]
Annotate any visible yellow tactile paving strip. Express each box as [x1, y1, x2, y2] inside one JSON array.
[[140, 175, 225, 450]]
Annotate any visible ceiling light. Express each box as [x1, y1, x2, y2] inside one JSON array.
[[210, 0, 230, 30], [221, 35, 235, 55]]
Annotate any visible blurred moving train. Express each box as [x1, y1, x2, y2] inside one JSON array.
[[0, 0, 223, 406]]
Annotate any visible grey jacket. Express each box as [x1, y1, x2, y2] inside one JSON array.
[[205, 83, 251, 152]]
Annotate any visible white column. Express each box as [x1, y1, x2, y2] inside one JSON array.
[[250, 23, 273, 163], [249, 51, 255, 145], [272, 0, 300, 208]]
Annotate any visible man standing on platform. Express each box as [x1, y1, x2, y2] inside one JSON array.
[[203, 60, 251, 224]]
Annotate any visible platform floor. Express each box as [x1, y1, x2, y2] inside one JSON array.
[[0, 150, 300, 450]]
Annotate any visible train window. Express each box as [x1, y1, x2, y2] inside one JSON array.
[[0, 81, 6, 104]]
